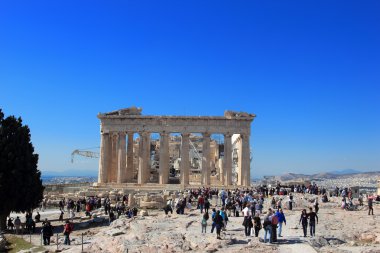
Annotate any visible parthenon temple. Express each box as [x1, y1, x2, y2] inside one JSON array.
[[97, 107, 255, 188]]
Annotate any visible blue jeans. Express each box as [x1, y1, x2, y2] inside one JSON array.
[[278, 222, 283, 236], [64, 234, 70, 245], [264, 226, 272, 243], [310, 222, 316, 237], [211, 223, 216, 233]]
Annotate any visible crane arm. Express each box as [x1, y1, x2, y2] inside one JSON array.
[[71, 149, 100, 163]]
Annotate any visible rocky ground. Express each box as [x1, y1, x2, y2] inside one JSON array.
[[7, 194, 380, 253]]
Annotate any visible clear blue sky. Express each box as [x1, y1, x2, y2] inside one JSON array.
[[1, 1, 379, 177]]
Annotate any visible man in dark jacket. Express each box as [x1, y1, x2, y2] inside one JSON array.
[[42, 220, 54, 245], [308, 207, 318, 237]]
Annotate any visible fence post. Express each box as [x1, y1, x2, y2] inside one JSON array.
[[29, 231, 31, 243], [56, 233, 59, 250], [81, 232, 84, 252], [40, 231, 42, 246]]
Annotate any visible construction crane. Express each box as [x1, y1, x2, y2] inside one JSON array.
[[71, 148, 100, 163]]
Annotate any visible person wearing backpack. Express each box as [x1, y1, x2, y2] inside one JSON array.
[[271, 210, 279, 242], [214, 211, 224, 240], [220, 208, 228, 231], [63, 220, 73, 245], [210, 208, 217, 233], [262, 213, 272, 243]]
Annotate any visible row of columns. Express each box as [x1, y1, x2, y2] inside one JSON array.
[[98, 132, 250, 186]]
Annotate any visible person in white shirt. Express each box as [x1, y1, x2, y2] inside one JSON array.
[[242, 204, 253, 236]]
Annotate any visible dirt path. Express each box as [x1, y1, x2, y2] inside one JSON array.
[[276, 210, 318, 253]]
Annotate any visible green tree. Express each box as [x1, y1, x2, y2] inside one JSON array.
[[0, 109, 44, 231]]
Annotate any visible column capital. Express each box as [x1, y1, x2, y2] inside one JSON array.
[[224, 133, 233, 138], [160, 131, 170, 137], [110, 132, 119, 138], [139, 131, 150, 137], [203, 132, 211, 138]]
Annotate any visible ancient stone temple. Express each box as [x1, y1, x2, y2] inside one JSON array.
[[97, 107, 255, 187]]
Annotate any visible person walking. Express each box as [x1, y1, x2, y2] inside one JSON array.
[[220, 208, 228, 231], [7, 217, 14, 232], [204, 198, 210, 213], [63, 220, 73, 245], [242, 204, 253, 236], [201, 212, 208, 233], [14, 216, 21, 234], [299, 209, 308, 237], [59, 210, 64, 222], [270, 209, 278, 242], [42, 219, 53, 245], [262, 214, 272, 243], [214, 211, 224, 240], [368, 196, 374, 215], [198, 195, 205, 214], [308, 207, 318, 237], [289, 194, 293, 210], [314, 198, 319, 214], [253, 212, 262, 237], [210, 208, 217, 233], [275, 208, 286, 237], [358, 194, 363, 206]]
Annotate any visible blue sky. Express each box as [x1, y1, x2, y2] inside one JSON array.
[[1, 1, 379, 177]]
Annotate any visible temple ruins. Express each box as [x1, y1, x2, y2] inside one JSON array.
[[97, 107, 255, 188]]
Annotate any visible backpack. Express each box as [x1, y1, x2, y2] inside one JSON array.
[[263, 218, 271, 228], [65, 223, 74, 233], [271, 215, 279, 225]]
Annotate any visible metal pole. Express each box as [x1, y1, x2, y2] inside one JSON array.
[[29, 231, 31, 243], [81, 233, 84, 252], [40, 232, 42, 246], [56, 233, 59, 250]]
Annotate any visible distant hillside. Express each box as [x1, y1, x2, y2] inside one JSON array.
[[266, 170, 380, 182]]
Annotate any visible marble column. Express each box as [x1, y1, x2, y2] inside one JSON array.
[[138, 132, 150, 184], [224, 133, 232, 186], [98, 133, 110, 183], [108, 133, 118, 183], [126, 132, 134, 182], [202, 133, 211, 185], [180, 133, 190, 186], [219, 158, 224, 184], [159, 132, 170, 184], [241, 133, 251, 187], [144, 133, 151, 182], [117, 132, 126, 183], [237, 135, 243, 186]]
